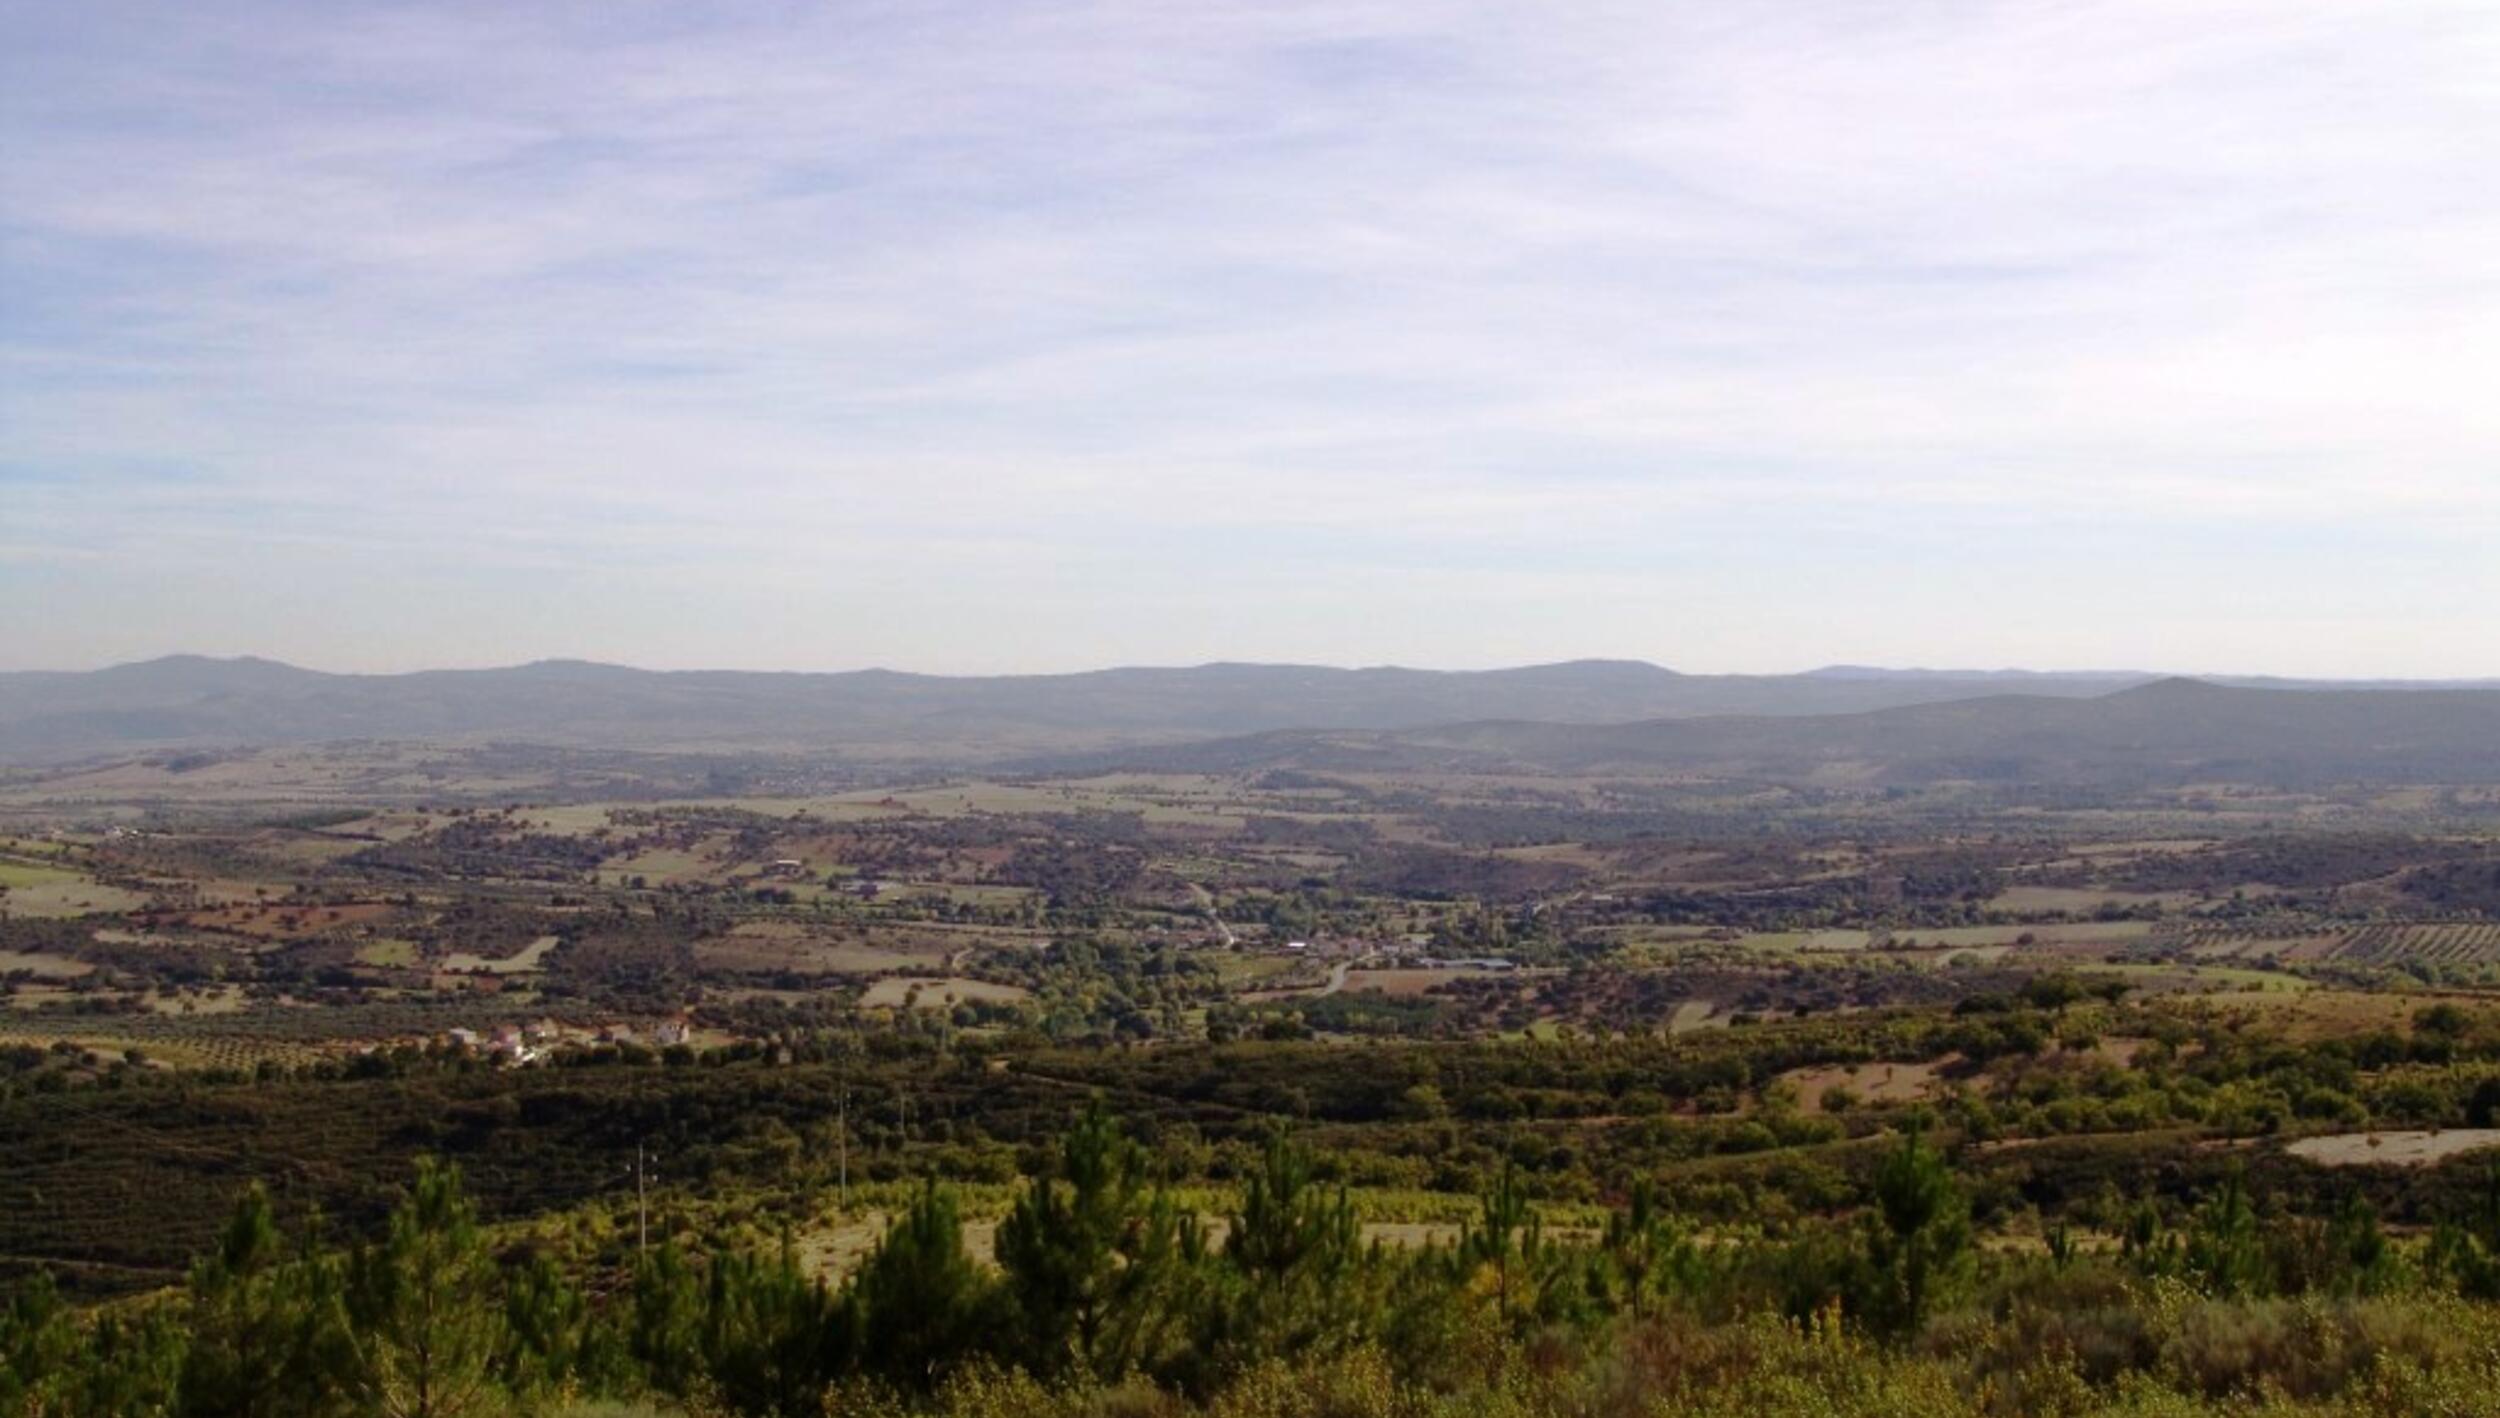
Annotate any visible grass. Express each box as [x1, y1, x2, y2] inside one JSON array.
[[0, 1024, 226, 1068], [0, 866, 150, 918], [1666, 1000, 1726, 1034], [883, 882, 1046, 907], [858, 977, 1030, 1008], [1989, 884, 2194, 914], [176, 901, 396, 940], [355, 939, 421, 967], [598, 849, 720, 887], [1336, 968, 1461, 998], [780, 1177, 1608, 1281], [1208, 954, 1306, 985], [1778, 1058, 1950, 1111], [440, 935, 560, 974], [0, 859, 83, 890], [0, 950, 92, 979], [703, 920, 963, 974], [2285, 1129, 2500, 1168], [1908, 921, 2158, 947]]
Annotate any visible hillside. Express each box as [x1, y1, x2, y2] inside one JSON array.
[[1069, 679, 2500, 787], [0, 655, 2161, 761]]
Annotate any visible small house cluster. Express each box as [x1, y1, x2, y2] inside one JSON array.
[[429, 1012, 691, 1065]]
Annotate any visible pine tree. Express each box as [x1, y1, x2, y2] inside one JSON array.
[[2308, 1189, 2388, 1296], [994, 1104, 1190, 1382], [2432, 1160, 2500, 1298], [497, 1250, 594, 1405], [1602, 1178, 1700, 1321], [0, 1273, 83, 1415], [1206, 1131, 1363, 1370], [66, 1303, 184, 1418], [1458, 1162, 1542, 1329], [2184, 1171, 2267, 1299], [339, 1158, 506, 1418], [628, 1241, 705, 1398], [698, 1235, 851, 1417], [1863, 1125, 1970, 1338], [178, 1184, 333, 1418], [853, 1181, 993, 1391]]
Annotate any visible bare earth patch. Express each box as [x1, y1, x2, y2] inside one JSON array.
[[2285, 1130, 2500, 1168], [858, 976, 1029, 1009], [440, 935, 560, 974], [0, 950, 92, 979], [1780, 1058, 1953, 1112], [1665, 1000, 1725, 1035]]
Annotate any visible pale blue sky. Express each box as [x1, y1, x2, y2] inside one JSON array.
[[4, 1, 2495, 675]]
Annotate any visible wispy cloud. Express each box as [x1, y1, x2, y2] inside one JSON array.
[[3, 1, 2495, 674]]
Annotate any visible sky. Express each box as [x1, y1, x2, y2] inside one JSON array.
[[3, 1, 2496, 677]]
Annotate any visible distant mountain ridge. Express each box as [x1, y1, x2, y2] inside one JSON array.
[[3, 656, 2494, 774], [0, 653, 2140, 761], [1056, 677, 2500, 788]]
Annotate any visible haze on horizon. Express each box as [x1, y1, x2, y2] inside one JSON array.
[[14, 651, 2500, 690], [5, 2, 2496, 679]]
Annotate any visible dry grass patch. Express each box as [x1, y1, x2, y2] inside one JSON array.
[[0, 859, 151, 918], [1801, 929, 1873, 952], [1989, 885, 2191, 914], [1909, 921, 2157, 948], [1780, 1058, 1953, 1112], [0, 949, 92, 979], [440, 935, 559, 974], [2221, 989, 2425, 1040], [173, 901, 394, 941], [2286, 1129, 2500, 1169], [699, 921, 955, 975], [1341, 964, 1530, 997], [858, 976, 1029, 1009], [796, 1213, 1553, 1282], [1665, 1000, 1726, 1035]]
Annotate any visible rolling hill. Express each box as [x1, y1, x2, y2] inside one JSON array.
[[0, 655, 2161, 762], [1056, 678, 2500, 787], [5, 659, 2494, 786]]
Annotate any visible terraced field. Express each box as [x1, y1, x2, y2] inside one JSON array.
[[2172, 919, 2500, 966], [2326, 921, 2500, 966], [0, 998, 543, 1072]]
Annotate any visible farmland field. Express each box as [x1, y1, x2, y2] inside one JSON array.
[[5, 738, 2500, 1418]]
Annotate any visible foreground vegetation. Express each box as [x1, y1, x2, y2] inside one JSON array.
[[15, 1116, 2500, 1418]]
